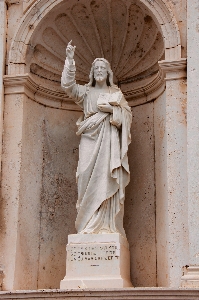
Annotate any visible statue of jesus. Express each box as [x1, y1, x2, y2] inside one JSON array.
[[61, 41, 132, 237]]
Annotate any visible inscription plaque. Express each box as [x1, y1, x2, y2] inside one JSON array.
[[60, 233, 132, 288], [67, 244, 120, 263]]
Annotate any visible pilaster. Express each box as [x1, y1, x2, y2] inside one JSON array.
[[1, 76, 42, 290], [181, 0, 199, 287], [156, 59, 188, 287], [1, 89, 26, 289]]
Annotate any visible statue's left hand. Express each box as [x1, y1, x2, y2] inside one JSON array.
[[98, 103, 113, 113]]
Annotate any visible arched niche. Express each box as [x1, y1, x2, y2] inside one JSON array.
[[6, 0, 181, 108], [3, 0, 184, 290], [8, 0, 181, 68]]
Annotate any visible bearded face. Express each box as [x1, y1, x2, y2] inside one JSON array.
[[93, 61, 108, 83]]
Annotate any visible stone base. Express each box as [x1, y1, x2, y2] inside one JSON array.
[[181, 266, 199, 287], [0, 288, 199, 300], [60, 233, 132, 289], [61, 278, 131, 289], [2, 289, 199, 299]]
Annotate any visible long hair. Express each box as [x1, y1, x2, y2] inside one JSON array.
[[87, 58, 116, 87]]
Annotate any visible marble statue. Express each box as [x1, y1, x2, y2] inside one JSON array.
[[61, 41, 132, 237]]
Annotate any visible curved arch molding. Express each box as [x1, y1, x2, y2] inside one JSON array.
[[6, 0, 181, 108]]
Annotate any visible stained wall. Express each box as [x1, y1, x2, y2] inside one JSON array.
[[0, 94, 81, 289], [125, 101, 156, 287]]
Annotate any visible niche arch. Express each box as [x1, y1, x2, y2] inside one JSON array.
[[8, 0, 181, 69], [6, 0, 181, 108]]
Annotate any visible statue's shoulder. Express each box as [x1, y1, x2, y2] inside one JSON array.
[[110, 85, 121, 93]]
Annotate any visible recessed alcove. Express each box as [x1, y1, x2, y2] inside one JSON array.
[[3, 0, 186, 290], [14, 0, 166, 289], [8, 0, 166, 289], [26, 0, 165, 107]]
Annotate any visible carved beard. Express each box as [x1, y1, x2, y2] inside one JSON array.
[[95, 75, 106, 82]]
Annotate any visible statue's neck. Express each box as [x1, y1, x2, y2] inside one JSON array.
[[95, 81, 109, 91]]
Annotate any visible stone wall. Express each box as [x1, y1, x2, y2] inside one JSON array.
[[1, 96, 81, 289]]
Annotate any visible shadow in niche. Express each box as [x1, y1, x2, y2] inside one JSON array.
[[124, 101, 156, 287]]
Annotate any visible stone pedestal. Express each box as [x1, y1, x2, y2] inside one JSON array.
[[60, 233, 132, 289]]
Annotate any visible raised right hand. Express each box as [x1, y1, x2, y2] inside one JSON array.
[[66, 40, 76, 61]]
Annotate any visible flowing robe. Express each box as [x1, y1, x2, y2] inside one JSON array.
[[61, 59, 132, 237]]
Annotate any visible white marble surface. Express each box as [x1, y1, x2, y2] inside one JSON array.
[[61, 45, 132, 237], [61, 233, 132, 289]]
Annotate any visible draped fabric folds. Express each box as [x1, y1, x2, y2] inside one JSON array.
[[61, 58, 132, 237]]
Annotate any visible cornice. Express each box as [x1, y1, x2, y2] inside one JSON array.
[[3, 72, 165, 109], [3, 74, 80, 111], [158, 58, 187, 81], [1, 288, 199, 299], [123, 70, 165, 106], [181, 266, 199, 288]]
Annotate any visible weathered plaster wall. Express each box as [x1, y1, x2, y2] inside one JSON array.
[[0, 92, 26, 290], [36, 106, 80, 289], [0, 95, 81, 289], [125, 102, 156, 287], [13, 97, 44, 289]]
